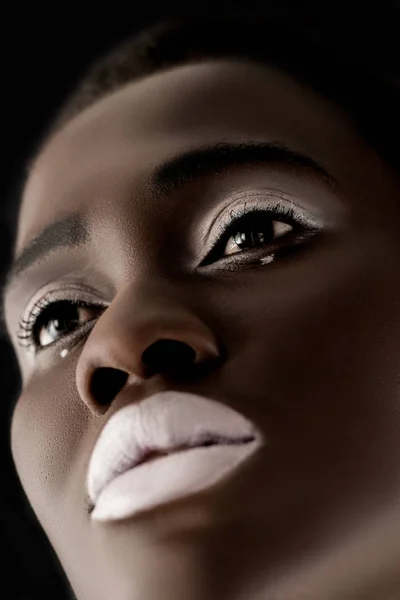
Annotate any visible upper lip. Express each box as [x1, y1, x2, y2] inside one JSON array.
[[86, 391, 262, 507]]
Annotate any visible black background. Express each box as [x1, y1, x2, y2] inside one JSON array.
[[1, 4, 400, 598]]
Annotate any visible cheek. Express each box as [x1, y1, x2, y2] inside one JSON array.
[[209, 232, 400, 479], [10, 368, 89, 528]]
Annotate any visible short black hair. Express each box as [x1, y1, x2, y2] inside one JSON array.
[[40, 10, 400, 174]]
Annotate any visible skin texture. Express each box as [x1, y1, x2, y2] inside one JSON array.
[[4, 59, 400, 599]]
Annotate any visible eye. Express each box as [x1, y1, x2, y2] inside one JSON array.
[[199, 202, 320, 267], [223, 213, 292, 256], [17, 298, 103, 353]]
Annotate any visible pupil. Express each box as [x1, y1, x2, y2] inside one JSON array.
[[233, 223, 271, 249], [49, 303, 78, 333]]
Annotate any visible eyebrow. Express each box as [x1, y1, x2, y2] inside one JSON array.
[[1, 140, 335, 305]]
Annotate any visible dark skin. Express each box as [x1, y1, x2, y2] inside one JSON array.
[[3, 59, 400, 599]]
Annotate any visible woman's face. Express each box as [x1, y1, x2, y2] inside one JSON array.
[[3, 59, 400, 600]]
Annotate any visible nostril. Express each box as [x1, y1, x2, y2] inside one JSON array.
[[142, 339, 197, 375], [91, 368, 128, 406]]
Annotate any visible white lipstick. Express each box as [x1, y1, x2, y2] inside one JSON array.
[[87, 391, 264, 522]]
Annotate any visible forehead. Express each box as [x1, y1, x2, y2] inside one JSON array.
[[18, 58, 348, 253]]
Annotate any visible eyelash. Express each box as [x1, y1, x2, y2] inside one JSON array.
[[199, 200, 317, 266], [16, 201, 319, 354], [17, 298, 102, 354]]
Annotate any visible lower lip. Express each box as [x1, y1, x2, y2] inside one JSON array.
[[91, 441, 260, 522]]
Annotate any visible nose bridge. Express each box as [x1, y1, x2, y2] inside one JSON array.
[[75, 279, 221, 411]]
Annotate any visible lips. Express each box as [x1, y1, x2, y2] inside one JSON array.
[[86, 391, 264, 521]]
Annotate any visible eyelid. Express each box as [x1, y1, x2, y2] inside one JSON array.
[[20, 284, 108, 333], [201, 189, 322, 254]]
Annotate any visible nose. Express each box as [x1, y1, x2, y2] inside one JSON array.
[[75, 284, 222, 413]]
